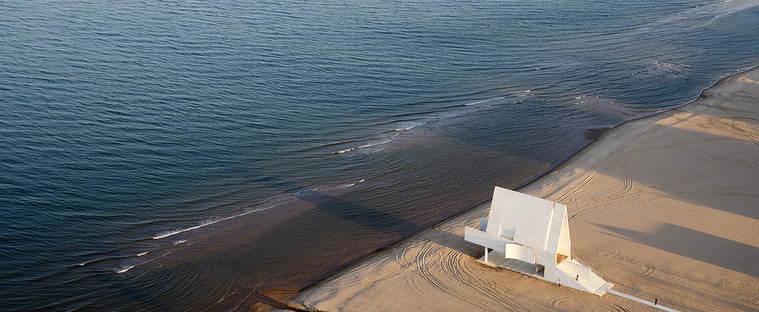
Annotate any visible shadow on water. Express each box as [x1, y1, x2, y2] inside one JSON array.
[[243, 171, 420, 235], [95, 171, 430, 311]]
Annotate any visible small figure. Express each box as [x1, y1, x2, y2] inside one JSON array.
[[576, 274, 579, 281], [655, 298, 658, 305]]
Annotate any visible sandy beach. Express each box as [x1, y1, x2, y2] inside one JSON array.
[[288, 67, 759, 311]]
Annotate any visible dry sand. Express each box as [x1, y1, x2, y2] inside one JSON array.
[[290, 67, 759, 311]]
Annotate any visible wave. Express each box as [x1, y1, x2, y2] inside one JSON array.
[[314, 179, 367, 192], [631, 0, 759, 36], [151, 178, 367, 241], [509, 89, 532, 97], [152, 209, 268, 240], [154, 214, 249, 240], [330, 120, 428, 155], [463, 97, 498, 106], [392, 123, 422, 132], [463, 94, 531, 106], [111, 177, 371, 275], [569, 94, 648, 119], [78, 249, 153, 267], [135, 250, 150, 257], [332, 133, 401, 155], [78, 259, 98, 267], [330, 94, 531, 156], [628, 60, 691, 79]]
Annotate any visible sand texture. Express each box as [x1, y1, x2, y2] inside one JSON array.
[[292, 68, 759, 311]]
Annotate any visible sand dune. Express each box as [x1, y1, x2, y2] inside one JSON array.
[[291, 67, 759, 311]]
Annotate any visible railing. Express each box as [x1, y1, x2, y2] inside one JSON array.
[[570, 253, 602, 280]]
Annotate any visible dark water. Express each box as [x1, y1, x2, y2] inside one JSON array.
[[1, 0, 758, 310]]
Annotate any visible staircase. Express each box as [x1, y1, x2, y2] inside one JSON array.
[[556, 258, 612, 295]]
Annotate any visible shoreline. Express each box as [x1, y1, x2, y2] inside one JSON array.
[[537, 64, 759, 185], [285, 66, 759, 311]]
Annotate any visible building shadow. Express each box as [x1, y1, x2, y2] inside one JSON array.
[[594, 222, 759, 278]]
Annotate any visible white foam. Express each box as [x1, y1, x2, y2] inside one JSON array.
[[335, 178, 367, 189], [331, 94, 528, 156], [134, 250, 150, 257], [393, 123, 421, 131], [332, 134, 399, 155], [116, 265, 134, 274], [464, 99, 492, 106], [153, 206, 272, 240], [153, 228, 186, 240]]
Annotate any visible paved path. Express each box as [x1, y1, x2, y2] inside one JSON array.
[[607, 289, 679, 312]]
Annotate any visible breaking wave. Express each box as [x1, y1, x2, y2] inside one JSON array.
[[331, 94, 529, 155], [152, 178, 368, 241]]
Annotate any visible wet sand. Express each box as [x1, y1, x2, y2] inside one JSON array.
[[289, 67, 759, 311]]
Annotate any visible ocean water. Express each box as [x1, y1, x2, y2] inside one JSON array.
[[1, 0, 758, 310]]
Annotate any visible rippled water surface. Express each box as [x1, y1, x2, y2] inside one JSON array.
[[1, 0, 758, 310]]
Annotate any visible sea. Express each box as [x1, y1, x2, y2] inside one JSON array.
[[1, 0, 758, 310]]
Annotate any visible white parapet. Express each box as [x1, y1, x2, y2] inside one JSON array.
[[464, 226, 509, 252]]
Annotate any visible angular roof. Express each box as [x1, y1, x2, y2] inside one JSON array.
[[486, 187, 570, 255]]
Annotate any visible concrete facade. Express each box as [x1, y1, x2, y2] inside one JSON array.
[[464, 187, 612, 295]]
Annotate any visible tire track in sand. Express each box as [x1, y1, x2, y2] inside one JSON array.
[[411, 230, 491, 311], [405, 221, 532, 312], [569, 155, 643, 222]]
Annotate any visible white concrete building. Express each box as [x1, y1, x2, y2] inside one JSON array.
[[465, 187, 613, 295]]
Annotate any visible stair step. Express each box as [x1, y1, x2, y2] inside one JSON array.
[[556, 260, 606, 293]]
